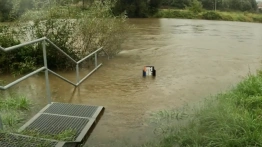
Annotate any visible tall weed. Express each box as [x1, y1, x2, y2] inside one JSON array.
[[144, 71, 262, 146]]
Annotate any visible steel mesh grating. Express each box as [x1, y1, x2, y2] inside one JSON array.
[[21, 114, 90, 141], [43, 103, 98, 118], [0, 133, 59, 147]]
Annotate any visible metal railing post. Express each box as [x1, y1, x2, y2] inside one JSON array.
[[42, 40, 52, 104], [76, 63, 79, 84], [95, 52, 98, 67]]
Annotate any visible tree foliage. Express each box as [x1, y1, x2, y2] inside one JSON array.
[[0, 0, 35, 21], [161, 0, 258, 11], [0, 0, 13, 21], [187, 0, 203, 13], [0, 0, 129, 74], [161, 0, 191, 9], [0, 0, 259, 21], [113, 0, 162, 18]]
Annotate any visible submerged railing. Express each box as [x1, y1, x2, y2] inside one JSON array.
[[0, 37, 109, 104]]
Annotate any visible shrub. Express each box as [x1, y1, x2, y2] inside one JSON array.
[[75, 1, 130, 57], [187, 0, 203, 13], [220, 13, 234, 21], [0, 1, 130, 74], [252, 15, 262, 22], [0, 25, 36, 75], [173, 10, 196, 19], [235, 15, 250, 22], [21, 19, 79, 70], [201, 11, 222, 20]]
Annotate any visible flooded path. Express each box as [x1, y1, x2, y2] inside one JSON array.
[[1, 18, 262, 146]]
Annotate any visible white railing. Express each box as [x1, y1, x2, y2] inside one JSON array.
[[0, 37, 109, 104]]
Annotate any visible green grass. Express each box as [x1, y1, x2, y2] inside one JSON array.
[[20, 128, 77, 141], [0, 93, 32, 131], [0, 92, 77, 145], [154, 9, 262, 23], [144, 70, 262, 147], [0, 130, 77, 147]]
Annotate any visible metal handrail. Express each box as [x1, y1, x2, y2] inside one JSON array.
[[0, 67, 46, 90], [0, 37, 109, 104]]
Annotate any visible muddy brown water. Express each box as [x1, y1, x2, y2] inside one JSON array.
[[1, 18, 262, 146]]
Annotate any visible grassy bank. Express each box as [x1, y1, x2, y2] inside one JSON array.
[[154, 9, 262, 23], [0, 93, 77, 143], [145, 70, 262, 146], [0, 93, 32, 132]]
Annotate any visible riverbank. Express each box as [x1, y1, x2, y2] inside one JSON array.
[[153, 9, 262, 23], [0, 92, 32, 132], [144, 70, 262, 146]]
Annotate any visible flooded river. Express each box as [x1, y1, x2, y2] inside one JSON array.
[[1, 18, 262, 146]]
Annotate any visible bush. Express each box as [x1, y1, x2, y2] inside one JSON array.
[[187, 0, 203, 13], [154, 9, 197, 19], [236, 15, 249, 22], [0, 1, 130, 74], [252, 15, 262, 22], [0, 25, 36, 75], [113, 0, 161, 18], [0, 0, 13, 22], [173, 10, 196, 19], [201, 11, 222, 20], [75, 1, 130, 57], [220, 13, 234, 21], [21, 19, 79, 70]]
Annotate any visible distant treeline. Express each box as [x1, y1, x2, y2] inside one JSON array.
[[0, 0, 260, 21], [113, 0, 259, 18], [161, 0, 258, 12], [0, 0, 83, 22], [0, 0, 34, 21]]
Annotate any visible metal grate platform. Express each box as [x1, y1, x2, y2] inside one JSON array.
[[0, 133, 66, 147], [22, 114, 92, 140], [41, 102, 102, 118], [17, 102, 105, 145]]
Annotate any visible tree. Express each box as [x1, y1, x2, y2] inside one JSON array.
[[0, 0, 13, 21], [249, 0, 258, 11], [199, 0, 215, 10], [148, 0, 162, 14], [198, 0, 257, 11], [188, 0, 203, 13], [113, 0, 162, 18]]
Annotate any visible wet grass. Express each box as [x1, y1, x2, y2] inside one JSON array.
[[0, 93, 77, 145], [0, 129, 77, 147], [154, 9, 262, 23], [144, 70, 262, 147], [0, 93, 32, 131], [20, 129, 77, 141]]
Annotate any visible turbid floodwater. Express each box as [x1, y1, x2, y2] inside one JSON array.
[[1, 18, 262, 146]]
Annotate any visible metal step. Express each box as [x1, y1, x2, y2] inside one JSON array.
[[17, 102, 105, 146], [40, 102, 104, 121]]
